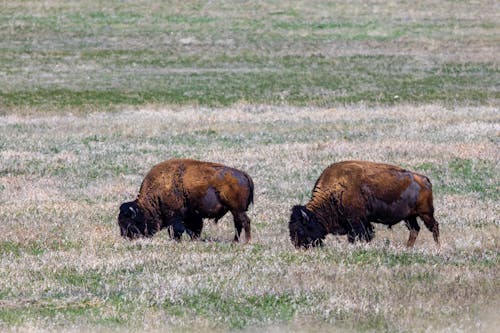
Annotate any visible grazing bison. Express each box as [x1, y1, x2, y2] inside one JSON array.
[[118, 159, 254, 243], [289, 161, 440, 248]]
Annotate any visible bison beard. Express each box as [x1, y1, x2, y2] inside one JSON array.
[[289, 160, 440, 248], [118, 159, 254, 243]]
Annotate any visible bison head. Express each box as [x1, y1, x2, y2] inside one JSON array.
[[118, 201, 152, 239], [289, 205, 326, 248]]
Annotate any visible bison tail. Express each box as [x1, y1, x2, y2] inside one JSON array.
[[423, 175, 432, 189], [244, 172, 254, 208], [415, 173, 433, 190]]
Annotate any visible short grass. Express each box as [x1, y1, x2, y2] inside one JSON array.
[[1, 0, 499, 112], [1, 0, 499, 332], [0, 105, 499, 332]]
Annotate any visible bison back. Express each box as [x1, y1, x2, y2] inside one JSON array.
[[137, 159, 253, 214], [311, 161, 431, 220], [182, 161, 254, 211]]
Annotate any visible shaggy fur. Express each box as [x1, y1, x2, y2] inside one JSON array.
[[118, 159, 254, 242], [289, 161, 440, 248]]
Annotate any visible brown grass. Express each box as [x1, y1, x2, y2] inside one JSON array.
[[0, 104, 498, 332]]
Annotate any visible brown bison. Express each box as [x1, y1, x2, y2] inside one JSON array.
[[118, 159, 254, 242], [289, 161, 440, 248]]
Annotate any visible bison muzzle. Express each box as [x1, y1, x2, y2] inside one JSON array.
[[289, 160, 440, 248], [118, 159, 254, 243]]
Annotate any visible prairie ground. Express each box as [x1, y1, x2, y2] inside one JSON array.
[[0, 0, 499, 332], [0, 105, 498, 332]]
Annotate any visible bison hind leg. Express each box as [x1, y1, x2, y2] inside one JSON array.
[[232, 211, 251, 243], [404, 216, 420, 247], [419, 213, 440, 246]]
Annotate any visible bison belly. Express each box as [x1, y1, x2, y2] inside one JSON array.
[[367, 197, 414, 225], [365, 180, 420, 225], [191, 186, 228, 219]]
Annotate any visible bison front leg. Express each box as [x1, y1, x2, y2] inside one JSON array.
[[346, 218, 373, 243], [404, 216, 420, 247], [167, 217, 186, 241], [364, 222, 374, 242], [185, 214, 203, 240], [232, 211, 251, 243]]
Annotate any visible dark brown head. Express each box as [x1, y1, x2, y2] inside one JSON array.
[[289, 205, 326, 248], [118, 201, 153, 239]]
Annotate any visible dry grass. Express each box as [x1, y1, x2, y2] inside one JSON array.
[[0, 104, 498, 332], [0, 0, 499, 331]]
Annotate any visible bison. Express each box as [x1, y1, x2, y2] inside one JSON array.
[[118, 159, 254, 243], [289, 160, 440, 248]]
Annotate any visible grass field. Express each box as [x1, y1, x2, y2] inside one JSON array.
[[1, 0, 499, 111], [0, 1, 499, 332]]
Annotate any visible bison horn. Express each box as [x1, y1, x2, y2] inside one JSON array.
[[129, 206, 137, 218], [301, 208, 309, 221]]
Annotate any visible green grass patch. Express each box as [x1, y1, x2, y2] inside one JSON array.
[[0, 241, 22, 257], [0, 240, 82, 257], [1, 56, 497, 110], [163, 290, 306, 329], [0, 299, 101, 326], [52, 268, 103, 291], [340, 248, 431, 267], [417, 158, 499, 199]]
